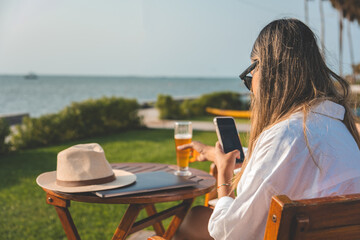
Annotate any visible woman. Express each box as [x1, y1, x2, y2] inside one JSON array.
[[178, 18, 360, 240]]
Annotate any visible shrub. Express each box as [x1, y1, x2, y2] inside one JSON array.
[[11, 97, 141, 149], [156, 91, 249, 119], [0, 118, 10, 154], [156, 94, 182, 119], [187, 92, 247, 116], [180, 99, 203, 118]]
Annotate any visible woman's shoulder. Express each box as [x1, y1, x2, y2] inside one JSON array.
[[258, 113, 304, 144], [249, 116, 306, 173], [259, 100, 348, 144]]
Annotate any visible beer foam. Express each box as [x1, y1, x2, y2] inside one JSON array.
[[174, 134, 192, 139]]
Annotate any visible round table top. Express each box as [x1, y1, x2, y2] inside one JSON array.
[[43, 162, 216, 204]]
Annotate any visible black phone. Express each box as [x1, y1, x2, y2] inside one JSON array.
[[213, 117, 245, 163]]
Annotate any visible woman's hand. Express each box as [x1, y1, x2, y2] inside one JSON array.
[[214, 142, 240, 175], [214, 141, 240, 198], [177, 141, 215, 162]]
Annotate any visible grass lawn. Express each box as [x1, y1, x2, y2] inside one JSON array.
[[0, 128, 248, 240]]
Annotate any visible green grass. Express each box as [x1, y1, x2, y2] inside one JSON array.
[[0, 129, 248, 240]]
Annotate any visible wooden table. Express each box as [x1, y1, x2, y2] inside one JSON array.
[[42, 162, 216, 240]]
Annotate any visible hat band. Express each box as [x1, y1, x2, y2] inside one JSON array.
[[56, 173, 116, 187]]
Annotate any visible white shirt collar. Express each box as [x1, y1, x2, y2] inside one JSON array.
[[311, 100, 345, 121]]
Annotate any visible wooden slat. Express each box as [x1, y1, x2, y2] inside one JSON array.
[[295, 202, 360, 230], [112, 163, 174, 174], [46, 193, 70, 208], [129, 202, 189, 235], [205, 163, 217, 207], [296, 193, 360, 205], [112, 204, 143, 240], [144, 204, 165, 236], [305, 225, 360, 240], [131, 165, 169, 173], [46, 193, 80, 239], [54, 206, 81, 240], [120, 166, 144, 172], [112, 164, 134, 170], [264, 195, 297, 240], [162, 199, 194, 240]]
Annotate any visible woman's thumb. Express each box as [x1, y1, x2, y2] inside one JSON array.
[[215, 142, 223, 152], [229, 149, 240, 159]]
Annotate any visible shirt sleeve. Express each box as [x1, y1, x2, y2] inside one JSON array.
[[208, 105, 360, 240], [208, 178, 277, 240], [208, 122, 299, 240]]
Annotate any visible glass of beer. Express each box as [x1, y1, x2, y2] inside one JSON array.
[[174, 121, 192, 176]]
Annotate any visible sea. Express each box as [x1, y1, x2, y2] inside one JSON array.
[[0, 75, 248, 117]]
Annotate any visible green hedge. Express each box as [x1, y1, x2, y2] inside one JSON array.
[[0, 119, 10, 154], [156, 91, 249, 119], [11, 97, 142, 149], [155, 95, 182, 119]]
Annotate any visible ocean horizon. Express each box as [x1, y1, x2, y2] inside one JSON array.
[[0, 74, 248, 117]]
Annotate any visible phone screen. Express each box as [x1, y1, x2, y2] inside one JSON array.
[[215, 117, 245, 163]]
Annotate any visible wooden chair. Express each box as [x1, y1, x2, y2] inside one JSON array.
[[148, 193, 360, 240], [204, 163, 218, 208], [264, 193, 360, 239]]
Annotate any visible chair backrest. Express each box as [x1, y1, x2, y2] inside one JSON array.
[[264, 194, 360, 240]]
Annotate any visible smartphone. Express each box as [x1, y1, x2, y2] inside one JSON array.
[[213, 117, 245, 163]]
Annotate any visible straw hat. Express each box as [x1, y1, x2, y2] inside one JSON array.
[[36, 143, 136, 193]]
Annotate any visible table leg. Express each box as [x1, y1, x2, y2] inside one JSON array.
[[112, 204, 143, 240], [162, 198, 194, 240], [46, 193, 81, 240], [145, 204, 165, 236]]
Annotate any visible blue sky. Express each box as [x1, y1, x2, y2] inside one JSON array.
[[0, 0, 358, 77]]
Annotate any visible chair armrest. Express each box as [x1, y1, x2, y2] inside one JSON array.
[[204, 163, 218, 207], [147, 236, 166, 240]]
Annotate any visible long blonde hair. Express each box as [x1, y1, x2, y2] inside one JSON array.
[[233, 19, 360, 188]]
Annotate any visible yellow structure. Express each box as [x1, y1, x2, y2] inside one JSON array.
[[206, 107, 251, 119]]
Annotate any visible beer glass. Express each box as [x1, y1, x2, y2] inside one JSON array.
[[174, 121, 192, 176]]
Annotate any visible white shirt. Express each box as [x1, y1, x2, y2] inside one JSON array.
[[208, 101, 360, 240]]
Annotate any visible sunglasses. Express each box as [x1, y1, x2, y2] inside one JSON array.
[[239, 60, 259, 91]]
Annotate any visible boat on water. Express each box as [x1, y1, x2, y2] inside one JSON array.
[[24, 72, 38, 80], [206, 107, 251, 119]]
